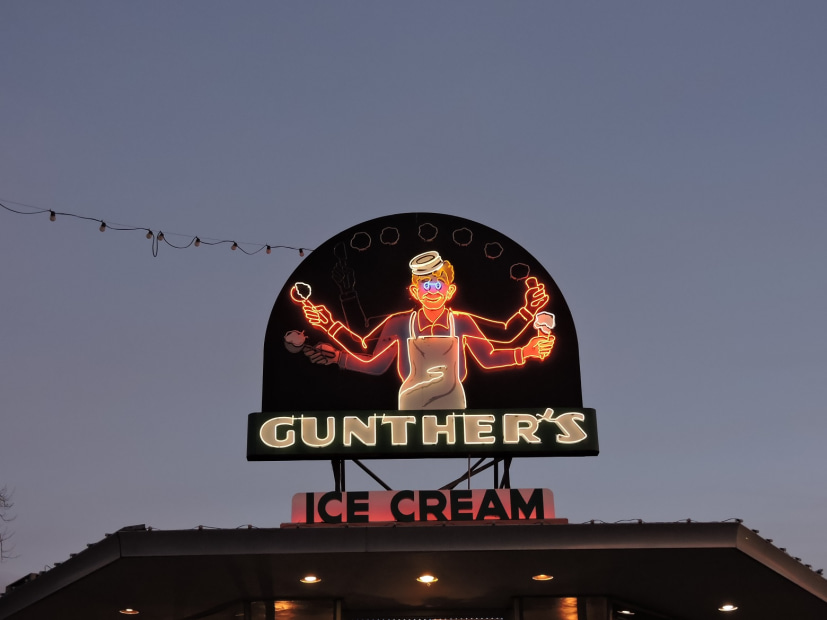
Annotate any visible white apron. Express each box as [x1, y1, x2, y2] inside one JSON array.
[[398, 311, 467, 411]]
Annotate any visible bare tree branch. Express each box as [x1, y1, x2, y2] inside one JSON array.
[[0, 486, 15, 561]]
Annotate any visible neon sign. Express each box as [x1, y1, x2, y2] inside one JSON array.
[[291, 489, 558, 524], [247, 407, 596, 460], [250, 213, 597, 461], [287, 250, 554, 411]]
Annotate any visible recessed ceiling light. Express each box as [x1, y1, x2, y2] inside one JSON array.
[[617, 611, 635, 616], [531, 574, 554, 581], [300, 575, 321, 584], [119, 610, 140, 615], [417, 574, 438, 584], [718, 604, 738, 612]]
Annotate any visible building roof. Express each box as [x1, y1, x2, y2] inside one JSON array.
[[1, 521, 826, 620]]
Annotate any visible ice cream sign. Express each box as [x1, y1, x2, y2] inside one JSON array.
[[247, 213, 597, 461]]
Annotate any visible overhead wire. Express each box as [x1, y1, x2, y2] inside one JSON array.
[[1, 198, 312, 258]]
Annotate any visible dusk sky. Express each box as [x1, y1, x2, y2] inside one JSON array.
[[1, 2, 826, 590]]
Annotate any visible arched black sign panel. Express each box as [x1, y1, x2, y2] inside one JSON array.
[[249, 213, 597, 460]]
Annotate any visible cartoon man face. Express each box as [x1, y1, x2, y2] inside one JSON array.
[[409, 275, 457, 312], [407, 251, 458, 314]]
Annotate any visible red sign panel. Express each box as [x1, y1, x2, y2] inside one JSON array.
[[291, 488, 556, 524]]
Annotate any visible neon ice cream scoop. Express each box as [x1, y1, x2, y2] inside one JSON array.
[[291, 282, 312, 304], [533, 311, 555, 336]]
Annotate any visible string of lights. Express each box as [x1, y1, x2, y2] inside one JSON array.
[[1, 198, 312, 258]]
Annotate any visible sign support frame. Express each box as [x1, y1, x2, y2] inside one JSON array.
[[325, 456, 515, 492]]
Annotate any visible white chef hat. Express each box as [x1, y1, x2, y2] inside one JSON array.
[[409, 251, 444, 276]]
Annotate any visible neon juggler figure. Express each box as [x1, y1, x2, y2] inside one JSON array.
[[289, 251, 555, 411]]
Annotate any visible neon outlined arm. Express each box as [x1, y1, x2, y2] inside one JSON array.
[[339, 337, 402, 377], [464, 276, 550, 344], [462, 309, 534, 345], [298, 299, 412, 378], [455, 313, 525, 372], [454, 312, 554, 379]]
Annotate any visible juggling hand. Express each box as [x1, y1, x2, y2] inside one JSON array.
[[290, 281, 335, 333], [522, 277, 549, 315], [302, 303, 334, 331]]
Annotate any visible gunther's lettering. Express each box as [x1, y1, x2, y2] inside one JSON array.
[[259, 408, 587, 449]]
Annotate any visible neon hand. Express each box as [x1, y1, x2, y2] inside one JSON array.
[[304, 343, 340, 365], [522, 334, 555, 361], [303, 303, 333, 329], [523, 277, 549, 313], [537, 335, 555, 360]]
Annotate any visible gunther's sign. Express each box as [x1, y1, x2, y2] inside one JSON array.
[[247, 213, 597, 461]]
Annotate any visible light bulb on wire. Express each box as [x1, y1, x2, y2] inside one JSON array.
[[1, 198, 313, 259]]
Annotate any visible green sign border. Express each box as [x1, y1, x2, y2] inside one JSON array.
[[247, 408, 598, 461]]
